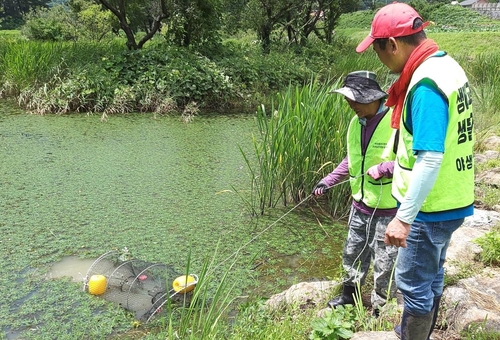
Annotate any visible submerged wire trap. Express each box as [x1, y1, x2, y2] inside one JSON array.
[[82, 250, 198, 322]]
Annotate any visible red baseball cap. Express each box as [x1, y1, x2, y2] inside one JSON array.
[[356, 2, 429, 53]]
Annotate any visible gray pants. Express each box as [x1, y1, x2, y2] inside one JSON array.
[[342, 207, 398, 309]]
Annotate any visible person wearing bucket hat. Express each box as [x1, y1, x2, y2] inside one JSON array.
[[312, 70, 398, 317], [357, 2, 474, 340]]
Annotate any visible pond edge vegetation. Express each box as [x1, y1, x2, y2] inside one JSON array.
[[2, 2, 500, 339]]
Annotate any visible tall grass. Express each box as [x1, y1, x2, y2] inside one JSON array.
[[230, 299, 323, 339], [152, 246, 242, 339], [246, 77, 354, 217], [430, 31, 500, 56], [0, 41, 63, 91], [0, 39, 122, 96], [456, 53, 500, 144]]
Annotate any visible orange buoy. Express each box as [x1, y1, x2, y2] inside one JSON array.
[[88, 274, 107, 295], [172, 275, 197, 294]]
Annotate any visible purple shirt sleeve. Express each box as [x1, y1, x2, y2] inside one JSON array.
[[377, 161, 394, 179], [320, 156, 349, 187], [318, 105, 397, 217]]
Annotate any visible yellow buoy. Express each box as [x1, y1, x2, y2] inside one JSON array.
[[88, 274, 107, 295], [172, 275, 196, 294]]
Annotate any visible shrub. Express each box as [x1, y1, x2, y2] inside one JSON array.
[[101, 46, 237, 108], [309, 306, 355, 340], [21, 6, 76, 41], [474, 227, 500, 266]]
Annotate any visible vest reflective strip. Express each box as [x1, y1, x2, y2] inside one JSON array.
[[392, 54, 475, 212], [347, 109, 397, 209]]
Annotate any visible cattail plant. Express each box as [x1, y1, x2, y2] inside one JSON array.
[[244, 77, 355, 217]]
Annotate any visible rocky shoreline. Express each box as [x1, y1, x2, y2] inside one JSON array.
[[265, 138, 500, 339], [265, 209, 500, 339]]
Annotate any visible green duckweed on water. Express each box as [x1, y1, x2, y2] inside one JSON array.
[[0, 100, 346, 339]]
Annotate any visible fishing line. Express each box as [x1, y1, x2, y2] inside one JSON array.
[[340, 178, 384, 286], [211, 173, 365, 273]]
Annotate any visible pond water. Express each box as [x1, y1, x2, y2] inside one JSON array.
[[0, 100, 345, 339]]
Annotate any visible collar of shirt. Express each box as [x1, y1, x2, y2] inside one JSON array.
[[358, 100, 388, 126]]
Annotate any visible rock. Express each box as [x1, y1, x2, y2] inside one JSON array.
[[264, 280, 338, 310], [482, 136, 500, 150], [485, 150, 500, 160], [475, 153, 488, 164], [445, 226, 487, 276], [463, 209, 500, 228], [351, 329, 457, 340], [444, 271, 500, 333], [474, 150, 499, 164], [351, 331, 398, 340], [445, 210, 499, 275], [476, 167, 500, 187], [265, 209, 500, 338]]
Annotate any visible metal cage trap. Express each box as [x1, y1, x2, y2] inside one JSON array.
[[82, 250, 198, 323]]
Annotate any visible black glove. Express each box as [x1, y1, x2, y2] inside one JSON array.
[[312, 182, 328, 196]]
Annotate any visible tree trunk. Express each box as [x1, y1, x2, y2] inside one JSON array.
[[98, 0, 169, 50], [259, 23, 272, 54]]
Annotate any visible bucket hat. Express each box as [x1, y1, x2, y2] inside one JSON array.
[[331, 71, 387, 104]]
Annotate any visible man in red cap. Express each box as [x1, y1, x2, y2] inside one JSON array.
[[356, 2, 474, 340]]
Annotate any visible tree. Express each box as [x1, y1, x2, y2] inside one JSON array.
[[221, 0, 248, 35], [21, 5, 76, 41], [244, 0, 360, 53], [164, 0, 222, 48], [95, 0, 170, 50], [48, 0, 69, 5], [69, 0, 114, 42], [93, 0, 221, 50], [283, 2, 320, 46], [0, 0, 51, 28], [284, 0, 359, 46], [322, 0, 359, 44], [245, 0, 298, 54], [21, 1, 114, 42]]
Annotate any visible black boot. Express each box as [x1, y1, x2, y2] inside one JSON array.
[[395, 295, 441, 339], [327, 284, 357, 309], [428, 295, 442, 339], [400, 309, 434, 340]]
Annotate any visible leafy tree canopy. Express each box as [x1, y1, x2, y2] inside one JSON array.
[[0, 0, 51, 28]]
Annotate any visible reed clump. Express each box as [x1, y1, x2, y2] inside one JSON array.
[[246, 78, 354, 217]]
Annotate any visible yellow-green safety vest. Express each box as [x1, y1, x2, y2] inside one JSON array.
[[347, 108, 398, 209], [392, 53, 474, 213]]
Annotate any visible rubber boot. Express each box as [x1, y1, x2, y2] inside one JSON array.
[[399, 309, 434, 340], [395, 295, 441, 339], [327, 284, 357, 309], [427, 295, 442, 339]]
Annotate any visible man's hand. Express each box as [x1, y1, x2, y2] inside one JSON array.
[[312, 182, 328, 196], [385, 217, 411, 248], [366, 164, 382, 180]]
